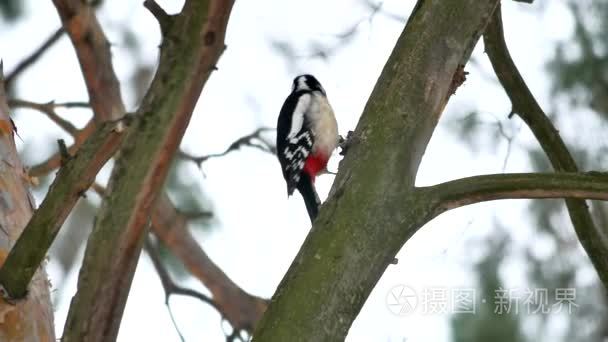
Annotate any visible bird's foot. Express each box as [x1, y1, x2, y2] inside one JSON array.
[[339, 131, 357, 156]]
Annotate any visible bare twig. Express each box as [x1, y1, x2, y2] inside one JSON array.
[[28, 120, 97, 177], [4, 28, 65, 90], [180, 127, 275, 167], [152, 193, 267, 333], [144, 235, 218, 342], [179, 209, 213, 220], [143, 0, 172, 35], [272, 1, 405, 61], [8, 99, 82, 136]]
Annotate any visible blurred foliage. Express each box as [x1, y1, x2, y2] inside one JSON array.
[[451, 228, 525, 342], [159, 158, 215, 280], [165, 158, 215, 231], [548, 0, 608, 117], [449, 0, 608, 341], [0, 0, 22, 22]]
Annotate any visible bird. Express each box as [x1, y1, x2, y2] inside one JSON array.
[[276, 74, 339, 223]]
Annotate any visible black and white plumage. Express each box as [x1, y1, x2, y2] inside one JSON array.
[[276, 74, 339, 222]]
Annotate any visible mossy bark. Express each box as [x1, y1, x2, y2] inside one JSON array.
[[252, 0, 500, 340], [61, 1, 234, 341]]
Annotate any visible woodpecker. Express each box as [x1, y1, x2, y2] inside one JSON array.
[[277, 74, 339, 223]]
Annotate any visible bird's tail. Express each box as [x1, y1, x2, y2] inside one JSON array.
[[297, 173, 321, 223]]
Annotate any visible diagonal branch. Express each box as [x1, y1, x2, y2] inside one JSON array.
[[252, 1, 502, 340], [151, 193, 267, 333], [61, 1, 237, 341], [0, 116, 131, 299], [4, 28, 65, 90], [145, 235, 218, 310], [28, 120, 97, 177], [52, 0, 125, 121], [483, 4, 608, 287], [144, 235, 217, 342], [143, 0, 173, 36], [423, 172, 608, 215], [8, 99, 81, 136], [88, 183, 267, 335]]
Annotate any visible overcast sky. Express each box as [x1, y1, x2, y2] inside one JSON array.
[[0, 0, 585, 341]]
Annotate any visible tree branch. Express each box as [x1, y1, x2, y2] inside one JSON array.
[[8, 99, 81, 136], [179, 127, 275, 167], [0, 60, 55, 341], [252, 1, 501, 340], [424, 172, 608, 214], [52, 0, 125, 121], [89, 183, 267, 335], [4, 28, 65, 90], [144, 235, 217, 342], [483, 4, 608, 287], [151, 193, 267, 333], [0, 116, 131, 299], [28, 120, 97, 177], [61, 1, 237, 340], [143, 0, 173, 36]]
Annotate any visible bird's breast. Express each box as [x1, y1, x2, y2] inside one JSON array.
[[310, 94, 339, 156]]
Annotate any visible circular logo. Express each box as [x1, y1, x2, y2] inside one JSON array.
[[386, 285, 418, 316]]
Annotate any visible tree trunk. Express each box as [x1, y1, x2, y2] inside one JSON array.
[[252, 0, 500, 340], [0, 69, 55, 341]]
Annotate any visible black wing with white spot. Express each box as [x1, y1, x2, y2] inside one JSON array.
[[277, 91, 315, 195]]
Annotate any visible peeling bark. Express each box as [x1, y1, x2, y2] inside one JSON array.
[[0, 69, 54, 341]]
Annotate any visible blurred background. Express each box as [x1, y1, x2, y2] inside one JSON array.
[[0, 0, 607, 341]]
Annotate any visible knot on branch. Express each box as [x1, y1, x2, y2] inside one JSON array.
[[0, 283, 21, 305], [144, 0, 175, 36], [449, 64, 469, 95]]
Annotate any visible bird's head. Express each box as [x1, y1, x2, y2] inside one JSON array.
[[292, 74, 326, 95]]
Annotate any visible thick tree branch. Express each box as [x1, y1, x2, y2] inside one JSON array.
[[52, 0, 125, 121], [483, 5, 608, 287], [424, 172, 608, 214], [4, 28, 65, 90], [252, 1, 501, 340], [0, 116, 130, 299], [89, 184, 267, 335], [61, 1, 236, 340]]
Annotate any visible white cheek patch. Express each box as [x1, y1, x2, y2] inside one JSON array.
[[297, 76, 310, 91], [287, 94, 311, 140]]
